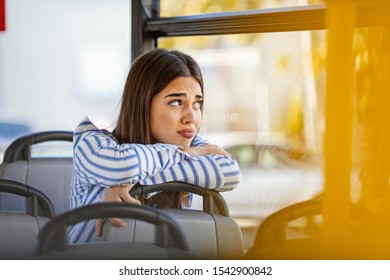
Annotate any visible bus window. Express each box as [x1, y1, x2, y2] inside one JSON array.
[[159, 31, 326, 248]]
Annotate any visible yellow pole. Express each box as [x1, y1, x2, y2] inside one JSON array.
[[323, 0, 356, 258], [360, 1, 390, 257]]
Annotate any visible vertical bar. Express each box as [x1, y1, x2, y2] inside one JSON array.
[[131, 0, 159, 62], [131, 0, 144, 62], [323, 0, 356, 257], [0, 0, 5, 31], [26, 195, 38, 217], [361, 1, 390, 257]]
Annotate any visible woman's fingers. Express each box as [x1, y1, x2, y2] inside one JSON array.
[[108, 217, 127, 227], [105, 185, 141, 204], [95, 218, 104, 237], [121, 191, 142, 205], [95, 217, 127, 237], [95, 185, 140, 236]]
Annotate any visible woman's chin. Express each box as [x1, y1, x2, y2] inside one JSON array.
[[178, 140, 193, 150], [155, 138, 192, 149]]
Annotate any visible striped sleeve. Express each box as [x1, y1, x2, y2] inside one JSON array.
[[139, 153, 241, 191], [73, 117, 189, 188]]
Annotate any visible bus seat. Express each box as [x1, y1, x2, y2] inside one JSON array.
[[0, 179, 55, 259], [101, 182, 245, 259], [0, 131, 73, 216], [245, 199, 377, 259], [36, 202, 194, 260]]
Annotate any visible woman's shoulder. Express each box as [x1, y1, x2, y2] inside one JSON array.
[[73, 117, 113, 146], [74, 117, 107, 134]]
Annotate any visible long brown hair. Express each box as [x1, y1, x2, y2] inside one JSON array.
[[112, 48, 204, 208]]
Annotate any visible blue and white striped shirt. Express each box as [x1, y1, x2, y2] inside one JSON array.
[[69, 117, 241, 243]]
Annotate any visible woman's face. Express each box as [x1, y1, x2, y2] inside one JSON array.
[[150, 76, 203, 149]]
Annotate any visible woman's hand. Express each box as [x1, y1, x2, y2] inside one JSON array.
[[95, 185, 141, 237], [182, 143, 231, 157]]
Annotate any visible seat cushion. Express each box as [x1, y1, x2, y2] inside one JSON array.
[[0, 158, 73, 215], [100, 208, 244, 259], [0, 212, 50, 259]]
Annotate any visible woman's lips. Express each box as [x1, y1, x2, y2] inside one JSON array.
[[178, 129, 196, 139]]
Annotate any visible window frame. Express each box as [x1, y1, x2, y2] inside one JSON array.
[[131, 0, 379, 62]]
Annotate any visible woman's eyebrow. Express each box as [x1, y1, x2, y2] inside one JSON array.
[[165, 93, 203, 99], [165, 93, 186, 98]]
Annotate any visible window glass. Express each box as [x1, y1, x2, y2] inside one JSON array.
[[0, 0, 130, 163], [161, 31, 326, 248], [160, 31, 326, 157], [31, 141, 73, 158]]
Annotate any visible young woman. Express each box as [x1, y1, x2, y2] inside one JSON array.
[[69, 48, 241, 244]]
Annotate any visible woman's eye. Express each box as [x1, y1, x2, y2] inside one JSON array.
[[194, 101, 203, 109], [170, 100, 182, 107]]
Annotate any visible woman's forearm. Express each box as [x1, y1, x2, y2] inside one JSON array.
[[139, 153, 241, 191], [73, 118, 240, 190], [74, 123, 191, 187]]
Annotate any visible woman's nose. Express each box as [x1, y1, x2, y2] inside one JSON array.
[[182, 106, 197, 124]]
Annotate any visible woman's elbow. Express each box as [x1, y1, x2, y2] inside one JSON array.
[[220, 169, 241, 191], [230, 173, 242, 188]]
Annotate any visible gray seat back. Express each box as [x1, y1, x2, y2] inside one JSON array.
[[0, 179, 54, 259], [0, 131, 73, 216], [36, 203, 194, 260], [0, 158, 73, 215], [101, 182, 245, 259], [0, 212, 51, 259], [102, 209, 244, 259]]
